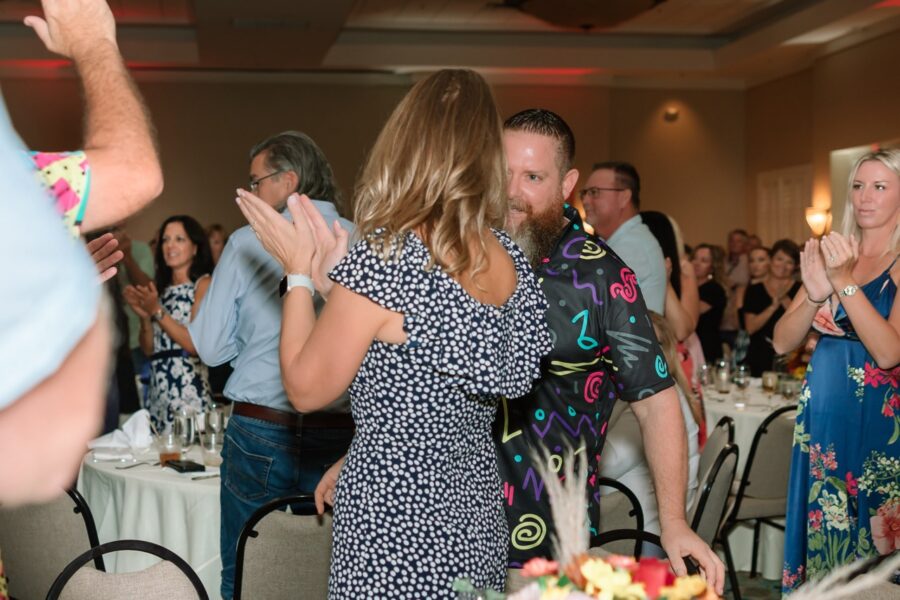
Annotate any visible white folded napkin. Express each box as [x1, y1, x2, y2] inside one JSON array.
[[88, 410, 154, 459]]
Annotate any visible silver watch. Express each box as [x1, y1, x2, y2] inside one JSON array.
[[839, 284, 859, 298]]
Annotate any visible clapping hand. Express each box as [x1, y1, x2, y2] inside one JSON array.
[[800, 238, 832, 303], [819, 232, 859, 289], [123, 282, 160, 319], [298, 195, 349, 298], [85, 232, 123, 283], [236, 190, 314, 276]]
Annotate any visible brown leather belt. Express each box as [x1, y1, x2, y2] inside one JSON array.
[[231, 401, 354, 430]]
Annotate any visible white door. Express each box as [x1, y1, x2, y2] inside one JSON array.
[[756, 165, 812, 245]]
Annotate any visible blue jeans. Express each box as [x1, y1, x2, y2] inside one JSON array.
[[219, 414, 353, 600]]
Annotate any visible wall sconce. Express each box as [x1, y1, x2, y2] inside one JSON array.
[[805, 207, 832, 238], [663, 107, 679, 122]]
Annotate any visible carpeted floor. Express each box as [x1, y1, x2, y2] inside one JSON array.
[[726, 570, 781, 599]]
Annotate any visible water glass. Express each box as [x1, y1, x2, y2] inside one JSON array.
[[714, 359, 731, 394], [173, 409, 196, 452], [200, 432, 224, 467]]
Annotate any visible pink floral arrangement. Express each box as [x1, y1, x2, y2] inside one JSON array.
[[507, 554, 718, 600]]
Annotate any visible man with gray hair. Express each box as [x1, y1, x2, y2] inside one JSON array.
[[189, 131, 354, 600]]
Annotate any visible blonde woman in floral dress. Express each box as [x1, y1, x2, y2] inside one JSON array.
[[774, 149, 900, 594]]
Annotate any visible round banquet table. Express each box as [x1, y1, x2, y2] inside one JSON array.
[[77, 447, 222, 598], [703, 380, 797, 581]]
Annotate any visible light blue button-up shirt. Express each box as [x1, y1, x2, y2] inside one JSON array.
[[189, 201, 353, 413], [605, 214, 667, 315], [0, 95, 100, 409]]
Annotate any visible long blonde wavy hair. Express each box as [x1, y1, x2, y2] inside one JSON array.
[[841, 149, 900, 255], [353, 69, 507, 280]]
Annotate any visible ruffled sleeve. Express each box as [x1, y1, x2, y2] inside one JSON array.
[[328, 233, 415, 314]]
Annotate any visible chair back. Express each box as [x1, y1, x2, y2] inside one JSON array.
[[233, 494, 332, 600], [731, 405, 797, 517], [46, 539, 207, 600], [0, 489, 102, 599], [689, 444, 739, 546], [597, 477, 645, 557], [697, 416, 734, 490]]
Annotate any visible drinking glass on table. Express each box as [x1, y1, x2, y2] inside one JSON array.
[[155, 432, 182, 467], [734, 364, 751, 401], [173, 408, 196, 453], [200, 432, 224, 467]]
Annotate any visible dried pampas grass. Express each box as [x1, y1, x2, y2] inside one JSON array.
[[532, 446, 590, 570]]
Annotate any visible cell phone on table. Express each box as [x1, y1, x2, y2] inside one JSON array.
[[166, 459, 205, 473]]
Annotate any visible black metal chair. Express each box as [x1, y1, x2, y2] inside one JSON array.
[[589, 529, 701, 576], [696, 416, 735, 490], [719, 404, 797, 600], [690, 444, 739, 547], [45, 539, 207, 600], [0, 488, 104, 599], [596, 476, 645, 557], [233, 494, 331, 600]]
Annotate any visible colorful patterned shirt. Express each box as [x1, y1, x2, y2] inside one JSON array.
[[494, 203, 675, 566], [30, 150, 91, 237]]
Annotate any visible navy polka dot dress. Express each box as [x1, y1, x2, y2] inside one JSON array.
[[327, 229, 551, 599]]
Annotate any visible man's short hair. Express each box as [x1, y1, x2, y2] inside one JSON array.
[[503, 109, 575, 173], [729, 228, 749, 238], [592, 161, 641, 209], [250, 131, 341, 204]]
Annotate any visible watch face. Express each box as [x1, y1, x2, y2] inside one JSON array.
[[279, 275, 287, 298]]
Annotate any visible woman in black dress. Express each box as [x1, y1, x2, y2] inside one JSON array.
[[692, 243, 728, 363], [741, 239, 801, 375]]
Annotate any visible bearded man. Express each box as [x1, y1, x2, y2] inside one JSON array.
[[496, 109, 723, 595]]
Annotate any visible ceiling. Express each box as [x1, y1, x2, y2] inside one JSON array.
[[0, 0, 898, 87]]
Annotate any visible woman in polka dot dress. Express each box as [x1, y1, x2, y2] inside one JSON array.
[[235, 69, 551, 598]]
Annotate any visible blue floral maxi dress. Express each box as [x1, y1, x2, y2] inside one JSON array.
[[145, 281, 212, 433], [782, 257, 900, 594]]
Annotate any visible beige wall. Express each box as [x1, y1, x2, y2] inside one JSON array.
[[745, 28, 900, 236], [2, 76, 409, 241], [15, 26, 900, 251], [609, 87, 746, 247]]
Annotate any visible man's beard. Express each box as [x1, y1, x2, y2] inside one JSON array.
[[507, 201, 566, 269]]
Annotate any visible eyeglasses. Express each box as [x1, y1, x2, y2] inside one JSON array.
[[579, 186, 625, 200], [248, 171, 283, 192]]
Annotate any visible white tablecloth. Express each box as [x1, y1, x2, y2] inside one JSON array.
[[704, 381, 796, 581], [78, 447, 222, 598]]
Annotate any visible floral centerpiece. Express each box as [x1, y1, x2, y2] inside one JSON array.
[[506, 449, 717, 600], [508, 554, 716, 600]]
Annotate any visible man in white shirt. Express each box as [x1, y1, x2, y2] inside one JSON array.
[[581, 161, 667, 314]]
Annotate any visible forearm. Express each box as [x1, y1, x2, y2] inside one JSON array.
[[122, 254, 151, 286], [279, 290, 317, 409], [772, 292, 818, 354], [632, 388, 689, 527], [0, 310, 110, 506], [76, 41, 162, 230], [157, 314, 197, 355], [680, 271, 700, 324], [744, 305, 777, 335], [138, 318, 153, 355], [665, 285, 696, 341], [837, 282, 900, 368]]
